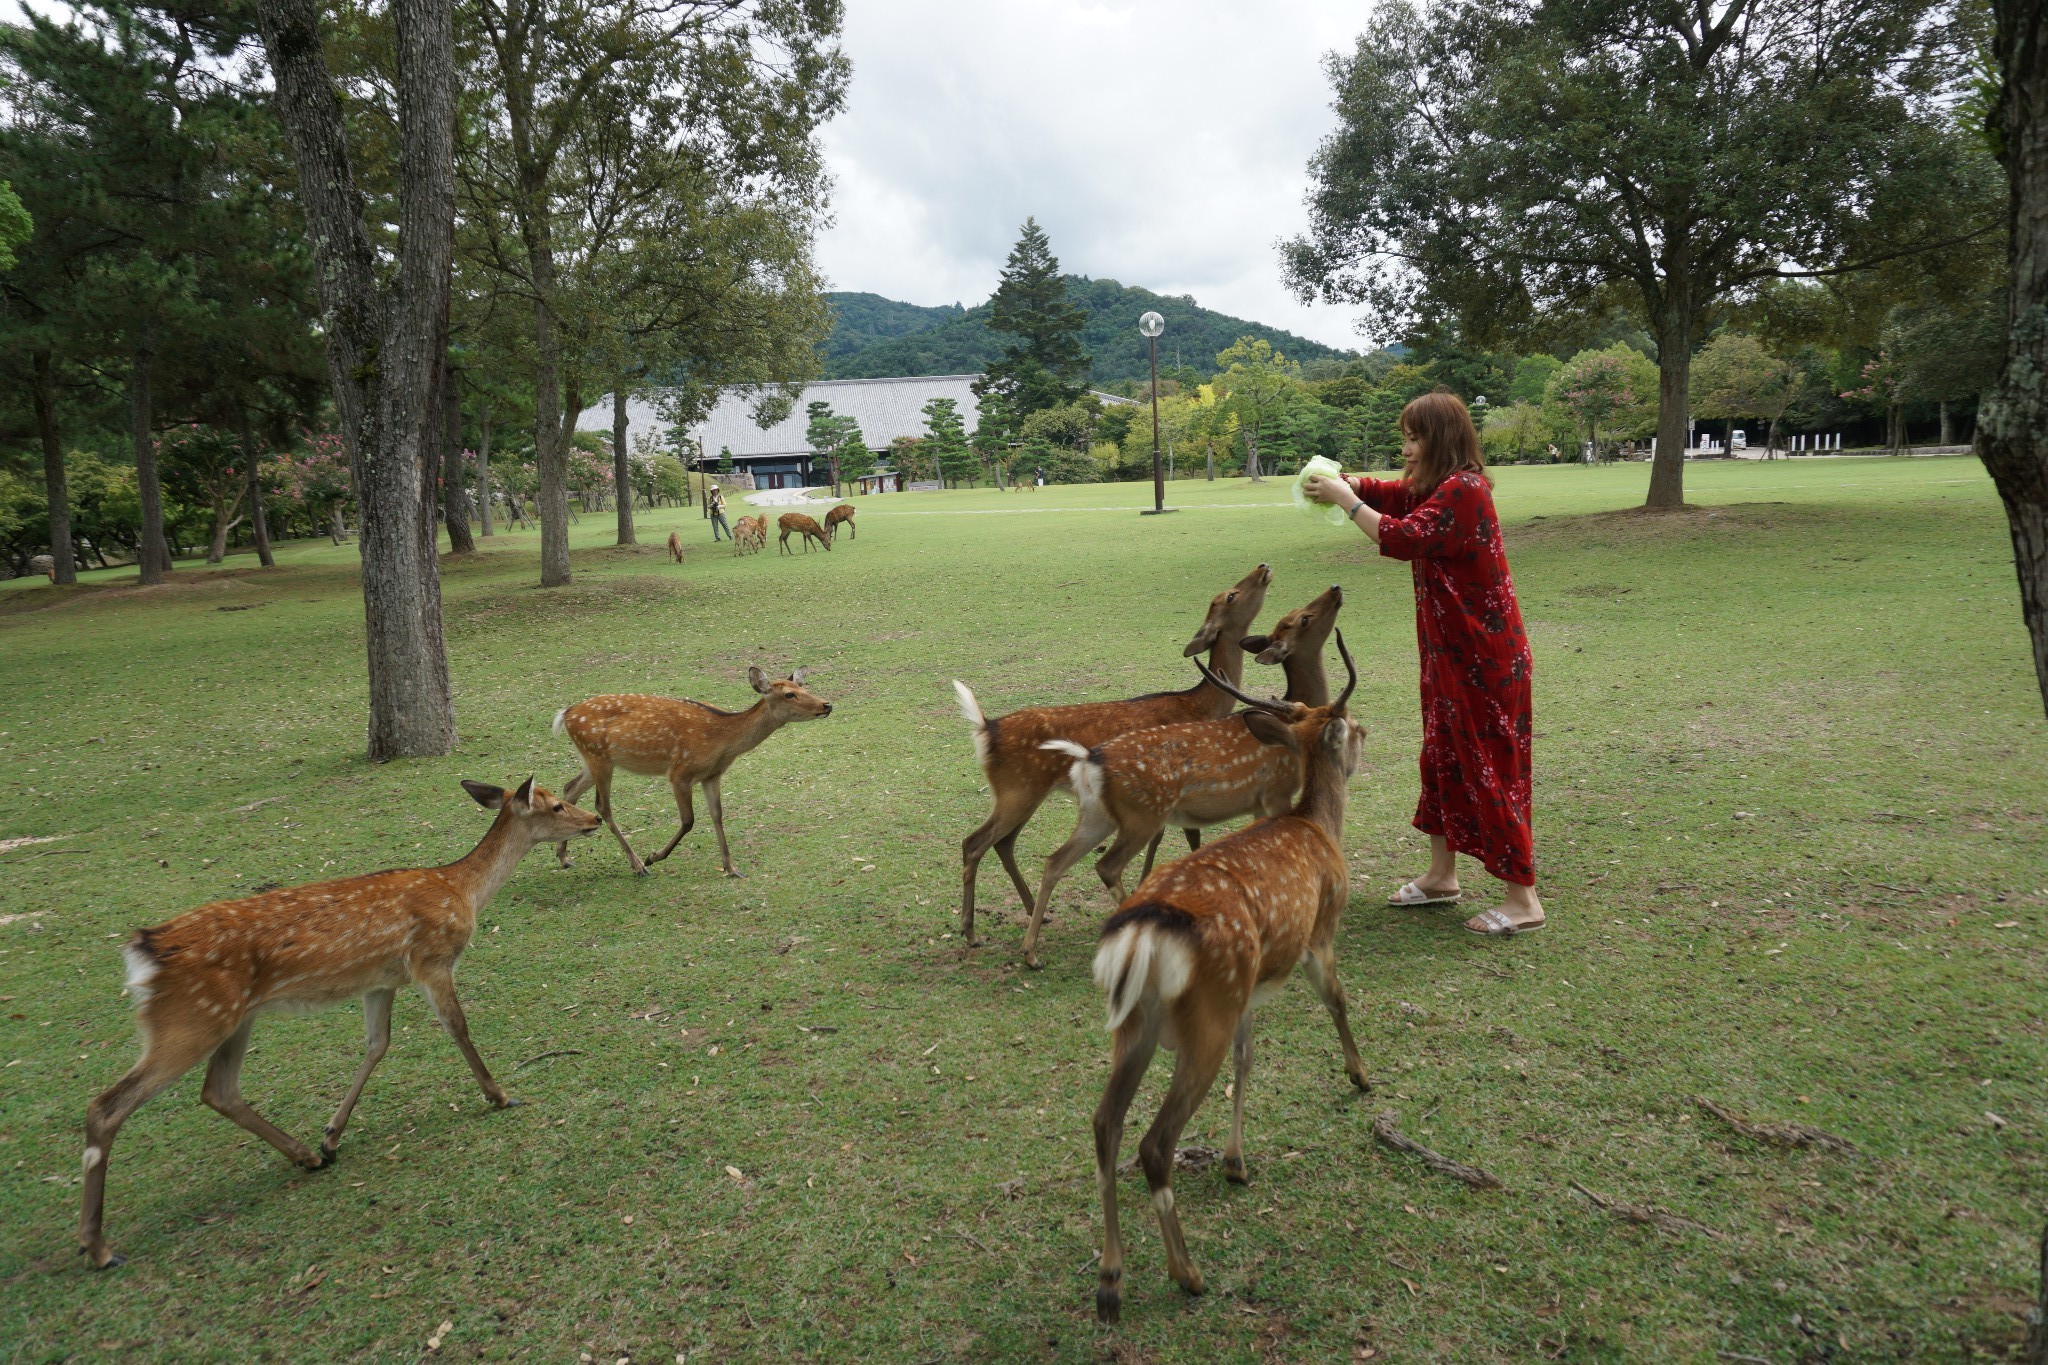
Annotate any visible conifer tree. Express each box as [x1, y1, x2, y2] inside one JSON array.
[[921, 395, 974, 488], [973, 218, 1090, 426]]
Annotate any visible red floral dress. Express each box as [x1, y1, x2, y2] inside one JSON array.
[[1350, 471, 1534, 886]]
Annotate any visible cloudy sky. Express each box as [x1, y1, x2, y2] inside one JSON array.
[[813, 2, 1373, 351]]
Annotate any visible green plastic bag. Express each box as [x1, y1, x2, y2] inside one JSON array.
[[1292, 455, 1350, 525]]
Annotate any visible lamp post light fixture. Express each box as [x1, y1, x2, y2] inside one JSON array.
[[1138, 311, 1174, 515]]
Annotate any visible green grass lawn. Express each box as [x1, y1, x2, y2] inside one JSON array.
[[1, 457, 2043, 1362]]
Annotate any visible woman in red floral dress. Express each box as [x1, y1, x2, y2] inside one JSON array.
[[1305, 391, 1542, 934]]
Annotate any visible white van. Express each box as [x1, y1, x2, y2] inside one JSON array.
[[1730, 429, 1748, 450]]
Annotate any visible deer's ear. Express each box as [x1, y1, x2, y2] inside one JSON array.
[[461, 780, 506, 810], [1320, 719, 1352, 759], [789, 666, 807, 685], [748, 666, 771, 694], [1242, 711, 1298, 749], [1238, 634, 1270, 654], [513, 776, 537, 809]]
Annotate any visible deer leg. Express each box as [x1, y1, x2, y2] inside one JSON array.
[[201, 1016, 327, 1169], [1222, 1013, 1253, 1185], [1138, 832, 1164, 881], [643, 775, 696, 866], [1096, 824, 1161, 902], [992, 831, 1035, 921], [592, 771, 647, 877], [81, 1020, 226, 1268], [960, 786, 1042, 947], [703, 774, 742, 878], [1183, 828, 1202, 851], [1300, 943, 1370, 1092], [415, 966, 515, 1108], [1138, 1012, 1231, 1298], [555, 764, 595, 867], [322, 987, 396, 1159], [1024, 805, 1118, 970], [1093, 1012, 1160, 1325]]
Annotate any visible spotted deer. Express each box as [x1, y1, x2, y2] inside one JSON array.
[[667, 530, 684, 563], [1022, 620, 1354, 970], [551, 667, 833, 877], [1089, 651, 1368, 1322], [778, 512, 831, 554], [731, 515, 766, 556], [823, 502, 856, 542], [951, 564, 1271, 949], [78, 779, 600, 1270], [1241, 583, 1343, 705]]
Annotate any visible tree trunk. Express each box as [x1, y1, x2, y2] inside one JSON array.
[[131, 340, 172, 583], [1980, 0, 2048, 719], [613, 385, 635, 545], [443, 362, 475, 553], [1646, 307, 1693, 508], [529, 240, 571, 585], [259, 0, 458, 760], [1939, 399, 1955, 445], [31, 351, 74, 585], [207, 495, 245, 564], [241, 406, 275, 567], [477, 407, 493, 537]]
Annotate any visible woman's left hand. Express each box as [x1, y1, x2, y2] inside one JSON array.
[[1303, 474, 1352, 507]]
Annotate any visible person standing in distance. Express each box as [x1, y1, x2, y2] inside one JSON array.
[[1303, 390, 1542, 935], [708, 483, 731, 542]]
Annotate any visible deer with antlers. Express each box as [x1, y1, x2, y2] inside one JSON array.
[[78, 779, 600, 1270], [778, 512, 831, 554], [1020, 594, 1346, 969], [552, 667, 833, 878], [1089, 648, 1368, 1322], [823, 502, 856, 542], [951, 564, 1271, 949]]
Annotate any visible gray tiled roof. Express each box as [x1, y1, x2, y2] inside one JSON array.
[[575, 374, 1134, 460]]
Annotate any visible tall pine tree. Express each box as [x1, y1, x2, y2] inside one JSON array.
[[973, 218, 1089, 427]]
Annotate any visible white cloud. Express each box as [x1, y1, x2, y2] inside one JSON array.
[[814, 0, 1373, 351]]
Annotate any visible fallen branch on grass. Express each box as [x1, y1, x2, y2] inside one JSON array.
[[1693, 1096, 1861, 1155], [513, 1049, 585, 1070], [1570, 1181, 1723, 1239], [1371, 1111, 1503, 1190]]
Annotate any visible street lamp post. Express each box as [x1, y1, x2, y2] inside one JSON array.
[[1138, 311, 1173, 515]]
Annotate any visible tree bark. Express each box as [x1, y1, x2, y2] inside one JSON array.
[[259, 0, 458, 759], [31, 351, 74, 585], [528, 233, 572, 584], [131, 339, 171, 583], [1981, 0, 2048, 718], [477, 406, 493, 536], [441, 362, 475, 553], [241, 406, 275, 567], [1939, 399, 1955, 445], [613, 385, 634, 544], [1647, 306, 1693, 508], [206, 496, 244, 564]]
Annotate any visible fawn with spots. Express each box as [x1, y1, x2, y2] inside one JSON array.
[[1089, 647, 1368, 1322], [1022, 599, 1348, 970], [551, 667, 833, 877], [667, 530, 684, 563], [951, 564, 1271, 950], [823, 502, 856, 541], [78, 779, 600, 1270], [778, 512, 830, 554]]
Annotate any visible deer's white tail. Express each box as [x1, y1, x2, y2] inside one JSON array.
[[121, 939, 159, 1008], [953, 681, 990, 766], [1093, 920, 1193, 1033], [551, 707, 569, 736], [1040, 739, 1099, 808]]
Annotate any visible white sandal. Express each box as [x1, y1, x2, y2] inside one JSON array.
[[1388, 880, 1462, 907], [1465, 908, 1544, 936]]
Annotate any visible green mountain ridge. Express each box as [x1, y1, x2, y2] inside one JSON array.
[[822, 277, 1356, 388]]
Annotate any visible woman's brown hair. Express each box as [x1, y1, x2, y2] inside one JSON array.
[[1400, 389, 1492, 494]]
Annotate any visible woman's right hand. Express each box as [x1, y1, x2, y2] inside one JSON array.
[[1303, 474, 1354, 508]]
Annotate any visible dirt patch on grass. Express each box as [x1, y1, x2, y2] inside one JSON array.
[[447, 574, 690, 635], [1510, 501, 1835, 550], [0, 569, 277, 619]]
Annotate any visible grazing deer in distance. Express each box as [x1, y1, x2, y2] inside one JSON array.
[[778, 512, 830, 554], [823, 502, 856, 542], [1021, 608, 1349, 970], [78, 779, 600, 1270], [552, 667, 833, 877], [732, 515, 765, 556], [667, 530, 684, 563], [1089, 649, 1368, 1323], [951, 563, 1272, 948]]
